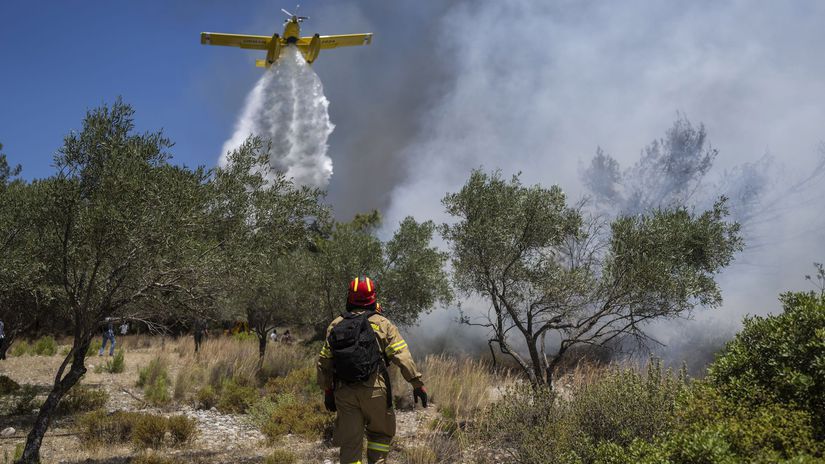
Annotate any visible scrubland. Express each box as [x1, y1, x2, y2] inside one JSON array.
[[1, 291, 823, 464]]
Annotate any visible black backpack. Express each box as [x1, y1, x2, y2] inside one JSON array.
[[328, 310, 383, 383]]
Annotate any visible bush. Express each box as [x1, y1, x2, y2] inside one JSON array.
[[138, 357, 169, 388], [131, 454, 184, 464], [0, 375, 21, 395], [32, 336, 57, 356], [133, 414, 168, 448], [232, 331, 256, 342], [708, 291, 825, 433], [217, 377, 257, 414], [86, 339, 102, 357], [173, 362, 206, 401], [145, 376, 171, 407], [96, 349, 126, 374], [138, 356, 171, 406], [196, 385, 217, 410], [483, 361, 688, 463], [265, 449, 297, 464], [77, 410, 196, 449], [251, 367, 333, 442], [166, 415, 197, 445], [10, 340, 30, 357], [58, 385, 109, 414], [11, 385, 39, 415]]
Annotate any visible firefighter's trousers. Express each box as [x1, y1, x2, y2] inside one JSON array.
[[334, 381, 395, 464]]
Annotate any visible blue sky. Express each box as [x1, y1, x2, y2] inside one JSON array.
[[0, 1, 424, 181]]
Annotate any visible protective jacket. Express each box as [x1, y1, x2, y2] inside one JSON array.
[[318, 310, 423, 464], [317, 311, 423, 390]]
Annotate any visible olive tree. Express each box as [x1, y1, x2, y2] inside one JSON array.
[[304, 211, 452, 336], [441, 170, 743, 386], [17, 101, 218, 464], [210, 137, 327, 358]]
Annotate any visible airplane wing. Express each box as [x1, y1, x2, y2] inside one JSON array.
[[200, 32, 271, 50], [298, 33, 373, 49]]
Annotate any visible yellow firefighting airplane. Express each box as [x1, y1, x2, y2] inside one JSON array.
[[200, 7, 373, 68]]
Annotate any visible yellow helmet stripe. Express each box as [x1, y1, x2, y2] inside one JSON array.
[[366, 278, 372, 292], [353, 277, 359, 291]]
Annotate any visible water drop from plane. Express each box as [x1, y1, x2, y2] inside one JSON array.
[[220, 46, 335, 188]]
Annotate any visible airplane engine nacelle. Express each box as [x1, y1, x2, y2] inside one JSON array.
[[305, 33, 321, 64]]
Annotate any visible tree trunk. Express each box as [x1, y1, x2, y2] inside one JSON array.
[[17, 338, 90, 464], [0, 335, 11, 360], [258, 333, 267, 359], [526, 338, 548, 386]]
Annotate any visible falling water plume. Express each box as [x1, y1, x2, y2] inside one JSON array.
[[221, 46, 335, 188]]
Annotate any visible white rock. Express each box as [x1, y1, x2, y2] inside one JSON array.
[[1, 427, 15, 437]]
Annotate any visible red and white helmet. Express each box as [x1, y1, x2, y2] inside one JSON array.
[[348, 275, 377, 307]]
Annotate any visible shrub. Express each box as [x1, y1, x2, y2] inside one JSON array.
[[10, 340, 30, 357], [137, 357, 169, 388], [58, 385, 109, 414], [32, 336, 57, 356], [252, 366, 333, 441], [217, 377, 257, 413], [195, 385, 217, 410], [258, 393, 332, 441], [86, 339, 102, 357], [483, 361, 687, 463], [77, 410, 196, 449], [145, 376, 171, 407], [173, 362, 206, 401], [133, 414, 168, 448], [265, 449, 297, 464], [96, 349, 126, 374], [166, 415, 197, 445], [708, 290, 825, 433], [11, 385, 39, 415], [232, 331, 256, 342], [138, 356, 171, 406], [0, 375, 21, 395], [131, 455, 184, 464]]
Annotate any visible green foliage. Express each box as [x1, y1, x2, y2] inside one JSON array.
[[231, 331, 256, 342], [483, 362, 687, 463], [11, 385, 39, 415], [217, 377, 257, 413], [440, 169, 742, 385], [77, 410, 196, 449], [138, 357, 169, 388], [265, 449, 297, 464], [138, 357, 172, 406], [251, 368, 333, 442], [10, 340, 30, 357], [58, 385, 109, 415], [195, 385, 217, 410], [86, 339, 102, 357], [96, 349, 125, 373], [0, 375, 21, 395], [708, 290, 825, 432], [32, 335, 57, 356]]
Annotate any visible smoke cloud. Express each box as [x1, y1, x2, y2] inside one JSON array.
[[372, 1, 825, 363], [221, 47, 334, 188]]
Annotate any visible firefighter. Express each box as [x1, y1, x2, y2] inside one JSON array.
[[318, 276, 428, 464]]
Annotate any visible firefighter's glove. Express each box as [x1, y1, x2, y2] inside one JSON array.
[[324, 389, 336, 412], [413, 386, 428, 408]]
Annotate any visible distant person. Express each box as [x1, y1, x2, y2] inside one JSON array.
[[120, 322, 129, 336], [98, 319, 116, 357], [281, 329, 294, 344], [194, 319, 208, 353], [0, 319, 6, 360], [270, 329, 278, 343]]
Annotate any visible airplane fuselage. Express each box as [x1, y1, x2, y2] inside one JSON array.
[[283, 17, 301, 44]]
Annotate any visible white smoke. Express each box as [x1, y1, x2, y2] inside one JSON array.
[[221, 46, 335, 188]]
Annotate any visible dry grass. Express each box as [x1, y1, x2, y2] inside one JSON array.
[[416, 355, 512, 427]]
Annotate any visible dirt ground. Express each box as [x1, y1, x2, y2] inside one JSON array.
[[0, 338, 440, 464]]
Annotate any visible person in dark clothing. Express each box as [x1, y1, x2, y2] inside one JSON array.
[[0, 319, 6, 360], [98, 319, 116, 356], [194, 319, 208, 353]]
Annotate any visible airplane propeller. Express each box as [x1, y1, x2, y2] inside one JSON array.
[[282, 5, 309, 22]]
